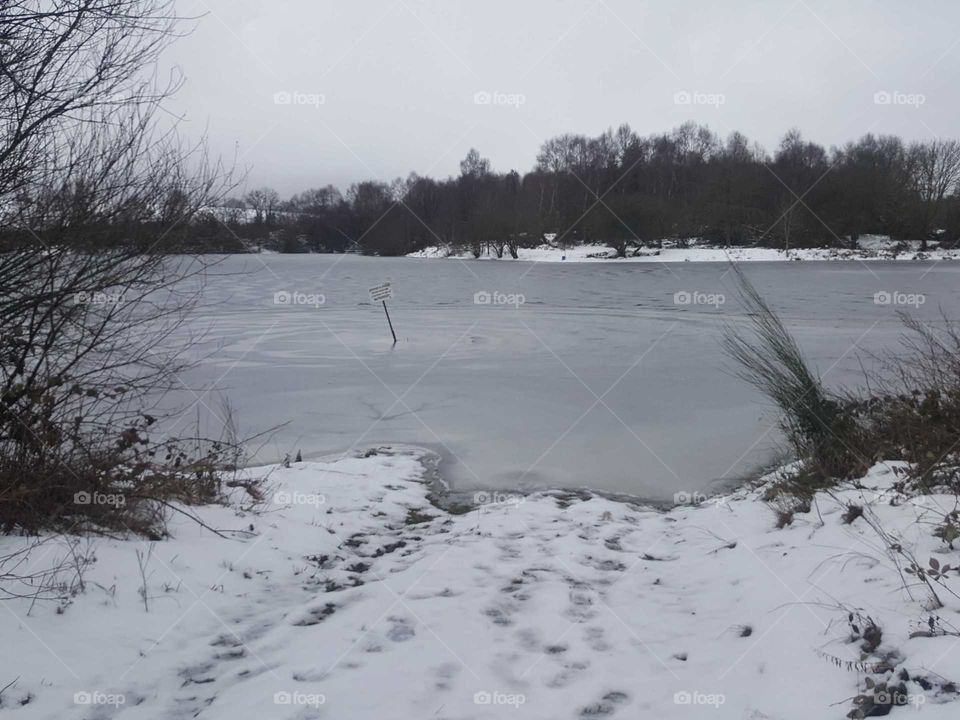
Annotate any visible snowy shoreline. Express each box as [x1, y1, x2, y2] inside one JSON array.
[[408, 239, 960, 264], [3, 448, 959, 718]]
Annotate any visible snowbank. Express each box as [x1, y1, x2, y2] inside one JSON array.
[[2, 450, 959, 718], [408, 238, 960, 263]]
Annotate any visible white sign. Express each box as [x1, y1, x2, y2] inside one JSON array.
[[369, 282, 392, 302]]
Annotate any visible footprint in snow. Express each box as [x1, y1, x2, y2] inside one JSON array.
[[497, 543, 523, 560], [387, 616, 416, 642], [640, 552, 677, 562], [291, 602, 337, 626], [292, 667, 327, 682], [210, 618, 274, 646], [178, 659, 217, 686], [210, 633, 243, 648], [213, 645, 247, 661], [407, 587, 459, 601], [545, 659, 590, 688], [516, 627, 540, 652], [482, 605, 514, 627], [604, 536, 624, 552], [580, 691, 630, 716], [584, 557, 627, 572], [566, 587, 597, 622], [434, 661, 461, 691], [502, 578, 533, 603], [583, 626, 612, 652]]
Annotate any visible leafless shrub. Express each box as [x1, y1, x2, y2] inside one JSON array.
[[0, 536, 95, 609], [848, 312, 960, 489], [0, 1, 254, 541]]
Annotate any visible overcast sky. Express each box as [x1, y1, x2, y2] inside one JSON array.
[[164, 0, 960, 197]]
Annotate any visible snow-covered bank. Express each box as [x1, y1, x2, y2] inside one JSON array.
[[409, 239, 960, 263], [2, 450, 959, 718]]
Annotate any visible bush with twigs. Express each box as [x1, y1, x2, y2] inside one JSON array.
[[725, 266, 960, 497], [0, 1, 260, 539]]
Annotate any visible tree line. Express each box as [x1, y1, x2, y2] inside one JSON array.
[[221, 124, 960, 257]]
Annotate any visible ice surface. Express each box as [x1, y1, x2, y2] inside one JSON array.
[[164, 255, 960, 501]]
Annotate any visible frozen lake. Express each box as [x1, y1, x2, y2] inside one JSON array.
[[168, 254, 960, 501]]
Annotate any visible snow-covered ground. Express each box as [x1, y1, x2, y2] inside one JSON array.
[[409, 237, 960, 263], [3, 449, 959, 719]]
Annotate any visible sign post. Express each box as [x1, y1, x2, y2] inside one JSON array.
[[369, 282, 396, 344]]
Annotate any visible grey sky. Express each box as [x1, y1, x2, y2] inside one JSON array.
[[164, 0, 960, 197]]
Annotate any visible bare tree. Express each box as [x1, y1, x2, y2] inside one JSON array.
[[908, 139, 960, 250], [243, 186, 281, 224], [459, 148, 490, 178], [0, 1, 240, 534]]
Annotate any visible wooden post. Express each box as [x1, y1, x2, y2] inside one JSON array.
[[382, 300, 396, 343]]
